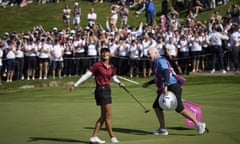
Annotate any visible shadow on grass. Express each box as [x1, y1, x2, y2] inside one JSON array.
[[28, 137, 89, 143], [85, 127, 151, 135], [167, 126, 197, 136]]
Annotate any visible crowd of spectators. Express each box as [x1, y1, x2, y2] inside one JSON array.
[[0, 1, 239, 85]]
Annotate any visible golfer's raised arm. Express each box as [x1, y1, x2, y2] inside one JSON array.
[[74, 71, 93, 87]]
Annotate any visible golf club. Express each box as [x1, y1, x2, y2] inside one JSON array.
[[117, 75, 140, 85], [122, 86, 150, 113], [118, 75, 155, 90]]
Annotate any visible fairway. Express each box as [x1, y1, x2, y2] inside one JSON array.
[[0, 77, 240, 144]]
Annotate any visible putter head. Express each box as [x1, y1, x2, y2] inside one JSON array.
[[145, 109, 151, 113]]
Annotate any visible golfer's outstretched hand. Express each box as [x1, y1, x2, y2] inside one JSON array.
[[69, 85, 75, 92], [119, 82, 125, 88]]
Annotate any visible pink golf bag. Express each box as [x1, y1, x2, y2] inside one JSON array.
[[183, 100, 202, 126]]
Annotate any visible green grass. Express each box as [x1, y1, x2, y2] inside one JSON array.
[[0, 0, 240, 34], [0, 76, 240, 144]]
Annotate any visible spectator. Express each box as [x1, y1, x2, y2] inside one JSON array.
[[63, 4, 71, 31], [108, 36, 120, 73], [86, 31, 98, 69], [145, 0, 156, 26], [87, 8, 97, 28], [119, 5, 129, 28], [135, 0, 146, 17], [74, 34, 87, 76], [156, 36, 166, 56], [73, 2, 81, 31], [117, 37, 129, 76], [37, 38, 50, 80], [178, 35, 190, 74], [129, 39, 141, 78], [167, 7, 180, 31], [193, 0, 203, 17], [207, 23, 229, 74], [6, 40, 16, 83], [15, 40, 24, 80], [229, 4, 240, 24], [190, 31, 203, 72], [24, 38, 38, 80], [110, 4, 119, 28], [209, 0, 216, 9], [142, 32, 156, 77], [63, 36, 75, 77], [51, 38, 64, 79], [161, 0, 169, 16], [165, 37, 182, 74]]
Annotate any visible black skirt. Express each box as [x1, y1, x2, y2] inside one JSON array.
[[95, 85, 112, 106]]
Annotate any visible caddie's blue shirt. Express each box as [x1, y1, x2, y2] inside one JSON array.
[[153, 56, 177, 88]]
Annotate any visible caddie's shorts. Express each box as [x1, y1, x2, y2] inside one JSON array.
[[95, 85, 112, 106]]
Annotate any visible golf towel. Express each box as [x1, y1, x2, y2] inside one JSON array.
[[183, 100, 202, 126]]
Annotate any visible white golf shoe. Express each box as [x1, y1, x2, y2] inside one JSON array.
[[152, 128, 168, 135], [89, 136, 106, 144], [110, 137, 119, 143], [197, 122, 206, 135]]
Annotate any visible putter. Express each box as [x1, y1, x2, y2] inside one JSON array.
[[122, 87, 150, 113]]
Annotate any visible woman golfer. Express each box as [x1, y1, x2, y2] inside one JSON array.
[[69, 48, 124, 144], [142, 47, 206, 135]]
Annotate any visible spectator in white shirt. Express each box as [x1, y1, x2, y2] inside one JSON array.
[[6, 40, 16, 83], [51, 39, 64, 79], [38, 38, 51, 80], [15, 40, 25, 80], [24, 38, 38, 80], [165, 37, 183, 74], [87, 8, 97, 28], [207, 24, 229, 74]]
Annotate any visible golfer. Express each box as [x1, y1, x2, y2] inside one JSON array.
[[69, 48, 124, 144], [142, 47, 206, 135]]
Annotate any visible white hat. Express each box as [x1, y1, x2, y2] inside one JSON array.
[[4, 32, 9, 36], [53, 27, 58, 31], [70, 30, 75, 34], [75, 2, 78, 5], [68, 36, 73, 40]]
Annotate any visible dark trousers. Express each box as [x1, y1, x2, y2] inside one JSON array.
[[211, 45, 225, 70]]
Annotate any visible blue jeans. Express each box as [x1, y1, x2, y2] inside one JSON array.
[[146, 12, 154, 25], [211, 45, 225, 70]]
